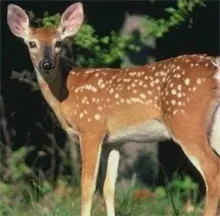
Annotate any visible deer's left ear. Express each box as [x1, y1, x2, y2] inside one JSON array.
[[58, 2, 84, 39]]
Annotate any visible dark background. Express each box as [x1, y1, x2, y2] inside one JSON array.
[[2, 1, 219, 73], [1, 1, 219, 189]]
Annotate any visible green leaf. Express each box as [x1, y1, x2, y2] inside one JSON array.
[[165, 7, 176, 14], [155, 186, 167, 198]]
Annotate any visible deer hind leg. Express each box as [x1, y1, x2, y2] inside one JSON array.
[[103, 149, 120, 216], [181, 145, 220, 216], [165, 117, 220, 216], [80, 132, 104, 216]]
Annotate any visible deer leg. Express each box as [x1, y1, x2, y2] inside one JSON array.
[[103, 149, 120, 216], [166, 119, 220, 216], [181, 145, 220, 216], [80, 133, 104, 216]]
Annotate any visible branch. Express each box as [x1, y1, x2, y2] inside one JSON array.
[[141, 0, 205, 38]]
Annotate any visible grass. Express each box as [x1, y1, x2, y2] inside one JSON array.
[[0, 176, 204, 216]]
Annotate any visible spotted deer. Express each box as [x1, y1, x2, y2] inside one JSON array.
[[7, 2, 220, 216]]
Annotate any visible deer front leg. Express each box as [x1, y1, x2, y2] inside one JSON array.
[[80, 132, 104, 216], [103, 150, 120, 216]]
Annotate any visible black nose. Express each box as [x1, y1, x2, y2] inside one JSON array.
[[40, 59, 54, 71]]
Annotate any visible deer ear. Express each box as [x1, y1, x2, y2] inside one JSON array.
[[58, 2, 84, 39], [7, 4, 30, 39]]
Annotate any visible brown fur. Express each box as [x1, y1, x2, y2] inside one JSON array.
[[30, 27, 57, 41]]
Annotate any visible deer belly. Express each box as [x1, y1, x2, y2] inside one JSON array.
[[107, 120, 170, 144]]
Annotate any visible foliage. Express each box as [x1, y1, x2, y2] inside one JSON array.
[[155, 174, 199, 215], [141, 0, 205, 38], [0, 147, 33, 206], [6, 147, 32, 182], [0, 175, 202, 216]]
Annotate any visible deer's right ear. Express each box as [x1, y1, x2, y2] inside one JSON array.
[[57, 2, 84, 39], [7, 4, 30, 39]]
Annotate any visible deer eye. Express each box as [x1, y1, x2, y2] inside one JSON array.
[[55, 41, 62, 48], [29, 41, 37, 49]]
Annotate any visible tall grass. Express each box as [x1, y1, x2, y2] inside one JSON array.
[[0, 175, 203, 216]]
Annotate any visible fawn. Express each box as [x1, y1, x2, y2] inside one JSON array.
[[7, 2, 220, 216]]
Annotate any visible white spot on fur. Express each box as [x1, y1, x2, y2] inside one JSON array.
[[184, 78, 190, 86], [140, 93, 146, 99], [94, 113, 101, 120], [114, 93, 119, 99], [171, 100, 176, 105], [109, 88, 114, 94], [177, 85, 182, 91], [130, 97, 144, 104], [197, 78, 202, 85], [75, 85, 97, 93], [171, 89, 177, 95]]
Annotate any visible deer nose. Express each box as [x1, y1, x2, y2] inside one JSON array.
[[39, 59, 55, 71]]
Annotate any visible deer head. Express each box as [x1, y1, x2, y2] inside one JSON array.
[[7, 3, 84, 79]]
